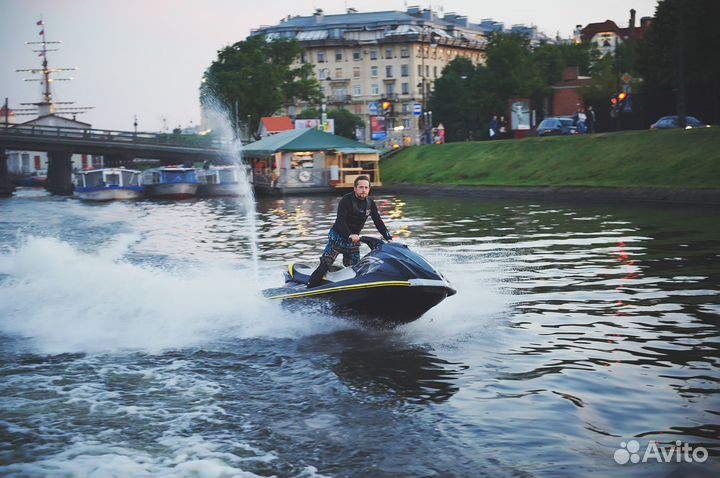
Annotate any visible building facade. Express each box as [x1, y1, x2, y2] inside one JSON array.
[[551, 67, 593, 116], [574, 9, 652, 56], [251, 7, 488, 145]]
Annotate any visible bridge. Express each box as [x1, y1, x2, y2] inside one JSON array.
[[0, 124, 236, 196]]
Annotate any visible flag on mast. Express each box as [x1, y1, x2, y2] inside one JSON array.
[[36, 20, 43, 26], [39, 29, 44, 35]]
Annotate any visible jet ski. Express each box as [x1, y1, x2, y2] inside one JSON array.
[[263, 236, 456, 325]]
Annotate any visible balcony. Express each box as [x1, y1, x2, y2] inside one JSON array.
[[327, 95, 352, 104]]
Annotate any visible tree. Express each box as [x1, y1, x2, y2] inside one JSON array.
[[429, 57, 478, 142], [532, 41, 595, 86], [637, 0, 720, 124], [482, 33, 548, 118], [201, 36, 321, 137], [328, 108, 365, 139], [579, 54, 617, 105], [430, 33, 549, 142]]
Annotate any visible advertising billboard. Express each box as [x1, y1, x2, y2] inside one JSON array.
[[294, 118, 335, 134], [509, 98, 531, 130], [370, 116, 386, 141]]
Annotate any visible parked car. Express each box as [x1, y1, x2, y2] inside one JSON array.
[[536, 117, 577, 136], [650, 115, 710, 129]]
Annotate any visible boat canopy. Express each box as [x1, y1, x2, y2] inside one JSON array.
[[77, 168, 140, 188], [142, 167, 198, 185]]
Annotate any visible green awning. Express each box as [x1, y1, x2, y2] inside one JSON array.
[[334, 147, 379, 154], [243, 128, 377, 156]]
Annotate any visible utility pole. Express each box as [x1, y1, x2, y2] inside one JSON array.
[[676, 1, 687, 128], [418, 25, 436, 144], [614, 42, 621, 132]]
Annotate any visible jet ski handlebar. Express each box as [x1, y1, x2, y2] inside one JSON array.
[[359, 236, 386, 250]]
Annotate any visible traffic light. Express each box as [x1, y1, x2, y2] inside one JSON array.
[[617, 91, 628, 109], [611, 91, 628, 112], [381, 99, 393, 116]]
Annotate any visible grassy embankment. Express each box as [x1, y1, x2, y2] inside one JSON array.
[[381, 128, 720, 189]]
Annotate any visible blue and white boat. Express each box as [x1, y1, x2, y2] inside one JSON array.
[[197, 165, 243, 196], [141, 166, 199, 199], [74, 168, 143, 201]]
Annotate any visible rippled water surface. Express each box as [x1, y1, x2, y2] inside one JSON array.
[[1, 188, 718, 477]]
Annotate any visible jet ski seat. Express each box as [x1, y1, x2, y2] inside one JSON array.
[[325, 267, 357, 282], [288, 263, 357, 285]]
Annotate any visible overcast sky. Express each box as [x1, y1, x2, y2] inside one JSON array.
[[2, 0, 658, 132]]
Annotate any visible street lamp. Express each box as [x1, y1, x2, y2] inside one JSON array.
[[133, 114, 138, 134], [419, 25, 438, 144]]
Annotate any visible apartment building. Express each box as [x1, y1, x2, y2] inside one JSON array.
[[250, 7, 488, 145]]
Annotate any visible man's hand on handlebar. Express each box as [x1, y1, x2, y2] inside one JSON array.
[[349, 234, 361, 244]]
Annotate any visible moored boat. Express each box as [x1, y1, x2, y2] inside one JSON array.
[[11, 170, 47, 188], [141, 166, 199, 199], [197, 164, 242, 196], [74, 168, 143, 201]]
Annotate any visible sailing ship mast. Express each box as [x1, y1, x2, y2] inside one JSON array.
[[14, 20, 94, 118]]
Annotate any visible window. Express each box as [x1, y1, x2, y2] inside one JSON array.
[[353, 85, 361, 96], [371, 84, 380, 95], [353, 67, 360, 78], [401, 64, 409, 77], [335, 50, 343, 61], [386, 83, 395, 95], [426, 65, 429, 77], [353, 50, 361, 61], [335, 68, 343, 79], [402, 103, 410, 113], [434, 66, 438, 78], [335, 87, 346, 99], [400, 47, 409, 58], [403, 119, 411, 129], [385, 47, 393, 58], [318, 68, 328, 80], [300, 52, 308, 64], [319, 86, 325, 96], [418, 65, 422, 76], [370, 49, 378, 60], [385, 65, 393, 78], [291, 154, 314, 170], [317, 51, 326, 63], [371, 66, 378, 78], [401, 82, 409, 94]]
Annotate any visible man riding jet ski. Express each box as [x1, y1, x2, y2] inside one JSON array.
[[307, 175, 393, 288], [263, 236, 456, 324]]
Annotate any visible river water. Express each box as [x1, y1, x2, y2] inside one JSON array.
[[0, 188, 718, 477]]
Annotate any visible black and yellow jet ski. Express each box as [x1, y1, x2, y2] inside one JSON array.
[[263, 237, 456, 324]]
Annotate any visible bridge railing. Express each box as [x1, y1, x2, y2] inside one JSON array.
[[0, 123, 232, 149]]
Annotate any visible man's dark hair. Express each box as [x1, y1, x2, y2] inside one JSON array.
[[354, 175, 370, 187]]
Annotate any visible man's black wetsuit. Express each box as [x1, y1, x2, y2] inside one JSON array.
[[333, 192, 391, 243], [308, 192, 392, 287]]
